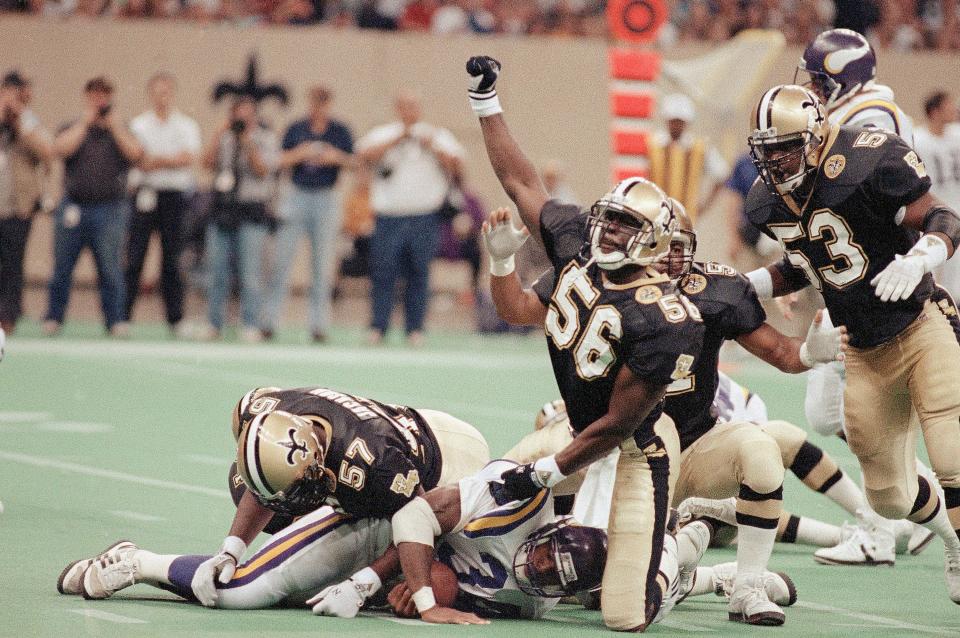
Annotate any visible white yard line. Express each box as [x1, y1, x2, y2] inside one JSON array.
[[0, 412, 52, 422], [66, 609, 147, 624], [182, 453, 231, 466], [0, 450, 227, 499], [109, 510, 166, 522], [795, 601, 959, 636]]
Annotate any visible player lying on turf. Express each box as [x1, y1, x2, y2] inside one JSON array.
[[484, 198, 842, 625], [312, 460, 723, 625], [57, 386, 489, 608]]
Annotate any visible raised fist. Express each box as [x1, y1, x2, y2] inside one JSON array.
[[466, 56, 501, 95]]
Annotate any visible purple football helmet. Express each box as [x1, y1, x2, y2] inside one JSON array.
[[794, 29, 876, 108], [513, 518, 608, 598]]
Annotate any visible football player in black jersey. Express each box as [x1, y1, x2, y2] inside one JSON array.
[[467, 55, 703, 631], [490, 201, 848, 625], [745, 84, 960, 602], [58, 387, 489, 610]]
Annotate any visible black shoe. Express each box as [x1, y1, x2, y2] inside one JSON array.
[[311, 331, 328, 344], [261, 328, 275, 341]]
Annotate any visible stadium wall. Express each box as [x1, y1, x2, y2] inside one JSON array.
[[1, 17, 957, 286]]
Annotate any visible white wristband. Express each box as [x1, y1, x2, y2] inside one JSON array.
[[412, 586, 437, 613], [221, 535, 247, 562], [798, 342, 815, 369], [469, 92, 503, 117], [908, 234, 948, 272], [349, 566, 382, 596], [746, 267, 773, 300], [490, 254, 516, 277], [532, 454, 567, 488]]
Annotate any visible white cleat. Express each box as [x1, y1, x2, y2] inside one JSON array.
[[946, 552, 960, 604], [676, 520, 713, 602], [814, 510, 894, 566], [905, 523, 936, 556], [709, 562, 797, 607], [677, 496, 737, 527], [728, 574, 786, 626], [57, 541, 137, 595], [652, 535, 681, 623], [80, 543, 141, 600]]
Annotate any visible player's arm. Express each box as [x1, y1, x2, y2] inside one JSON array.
[[390, 486, 488, 625], [737, 310, 847, 373], [482, 206, 548, 325], [307, 545, 401, 618], [746, 255, 810, 301], [467, 56, 550, 242]]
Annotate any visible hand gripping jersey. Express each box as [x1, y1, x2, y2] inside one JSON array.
[[532, 200, 704, 443], [663, 262, 767, 450], [746, 126, 933, 347], [436, 460, 558, 619], [235, 387, 441, 518]]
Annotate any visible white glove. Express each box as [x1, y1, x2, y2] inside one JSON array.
[[191, 536, 246, 607], [307, 567, 382, 618], [482, 214, 529, 276], [871, 235, 947, 302], [799, 310, 845, 368], [466, 55, 502, 117]]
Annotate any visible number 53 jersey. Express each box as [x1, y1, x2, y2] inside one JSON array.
[[746, 126, 934, 347]]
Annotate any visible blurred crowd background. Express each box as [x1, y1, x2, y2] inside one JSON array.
[[0, 1, 958, 50]]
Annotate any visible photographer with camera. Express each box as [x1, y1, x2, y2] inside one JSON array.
[[356, 90, 464, 347], [0, 71, 52, 336], [199, 95, 278, 342], [44, 76, 142, 338]]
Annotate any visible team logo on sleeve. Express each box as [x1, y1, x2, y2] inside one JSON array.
[[635, 285, 663, 304], [824, 154, 846, 179], [682, 273, 707, 295], [903, 151, 927, 178]]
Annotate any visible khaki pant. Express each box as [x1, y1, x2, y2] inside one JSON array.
[[844, 301, 960, 519], [602, 414, 680, 631], [416, 409, 491, 486]]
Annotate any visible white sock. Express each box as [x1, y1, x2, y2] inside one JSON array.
[[793, 517, 842, 547], [676, 521, 708, 569], [916, 458, 947, 502], [921, 503, 960, 553], [689, 566, 716, 597], [133, 551, 178, 587], [735, 524, 776, 579], [823, 474, 869, 515]]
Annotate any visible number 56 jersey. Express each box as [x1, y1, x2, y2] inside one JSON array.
[[533, 200, 704, 441], [436, 460, 558, 619], [746, 126, 933, 347]]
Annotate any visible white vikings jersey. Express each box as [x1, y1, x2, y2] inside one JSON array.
[[827, 83, 914, 144], [436, 460, 559, 619], [914, 123, 960, 297], [714, 371, 768, 424]]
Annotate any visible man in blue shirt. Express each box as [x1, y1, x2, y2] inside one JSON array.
[[263, 86, 353, 342]]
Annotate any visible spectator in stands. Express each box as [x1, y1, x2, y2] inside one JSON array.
[[200, 95, 278, 342], [914, 91, 960, 296], [125, 72, 201, 337], [356, 90, 464, 346], [0, 71, 52, 335], [44, 76, 142, 337], [262, 85, 353, 343], [647, 93, 727, 223]]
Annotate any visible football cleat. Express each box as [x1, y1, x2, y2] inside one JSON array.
[[898, 521, 935, 556], [652, 534, 680, 623], [728, 574, 786, 626], [57, 540, 136, 595], [813, 510, 894, 566], [675, 519, 713, 603], [677, 496, 737, 527], [80, 544, 142, 600], [709, 562, 797, 607], [946, 551, 960, 604]]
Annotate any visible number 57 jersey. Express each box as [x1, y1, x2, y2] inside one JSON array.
[[746, 126, 934, 347], [532, 200, 704, 441]]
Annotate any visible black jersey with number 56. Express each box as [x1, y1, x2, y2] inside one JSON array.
[[234, 387, 441, 518], [746, 126, 933, 348], [531, 200, 704, 444]]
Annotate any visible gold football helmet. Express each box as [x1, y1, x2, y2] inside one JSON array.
[[747, 85, 828, 195], [534, 399, 568, 432], [663, 198, 696, 280], [587, 177, 676, 270], [236, 410, 335, 516]]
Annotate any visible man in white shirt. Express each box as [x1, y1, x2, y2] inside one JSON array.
[[915, 92, 960, 297], [357, 91, 464, 346], [126, 73, 201, 336]]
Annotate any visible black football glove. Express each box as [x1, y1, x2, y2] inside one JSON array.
[[497, 462, 545, 501], [466, 56, 503, 117]]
